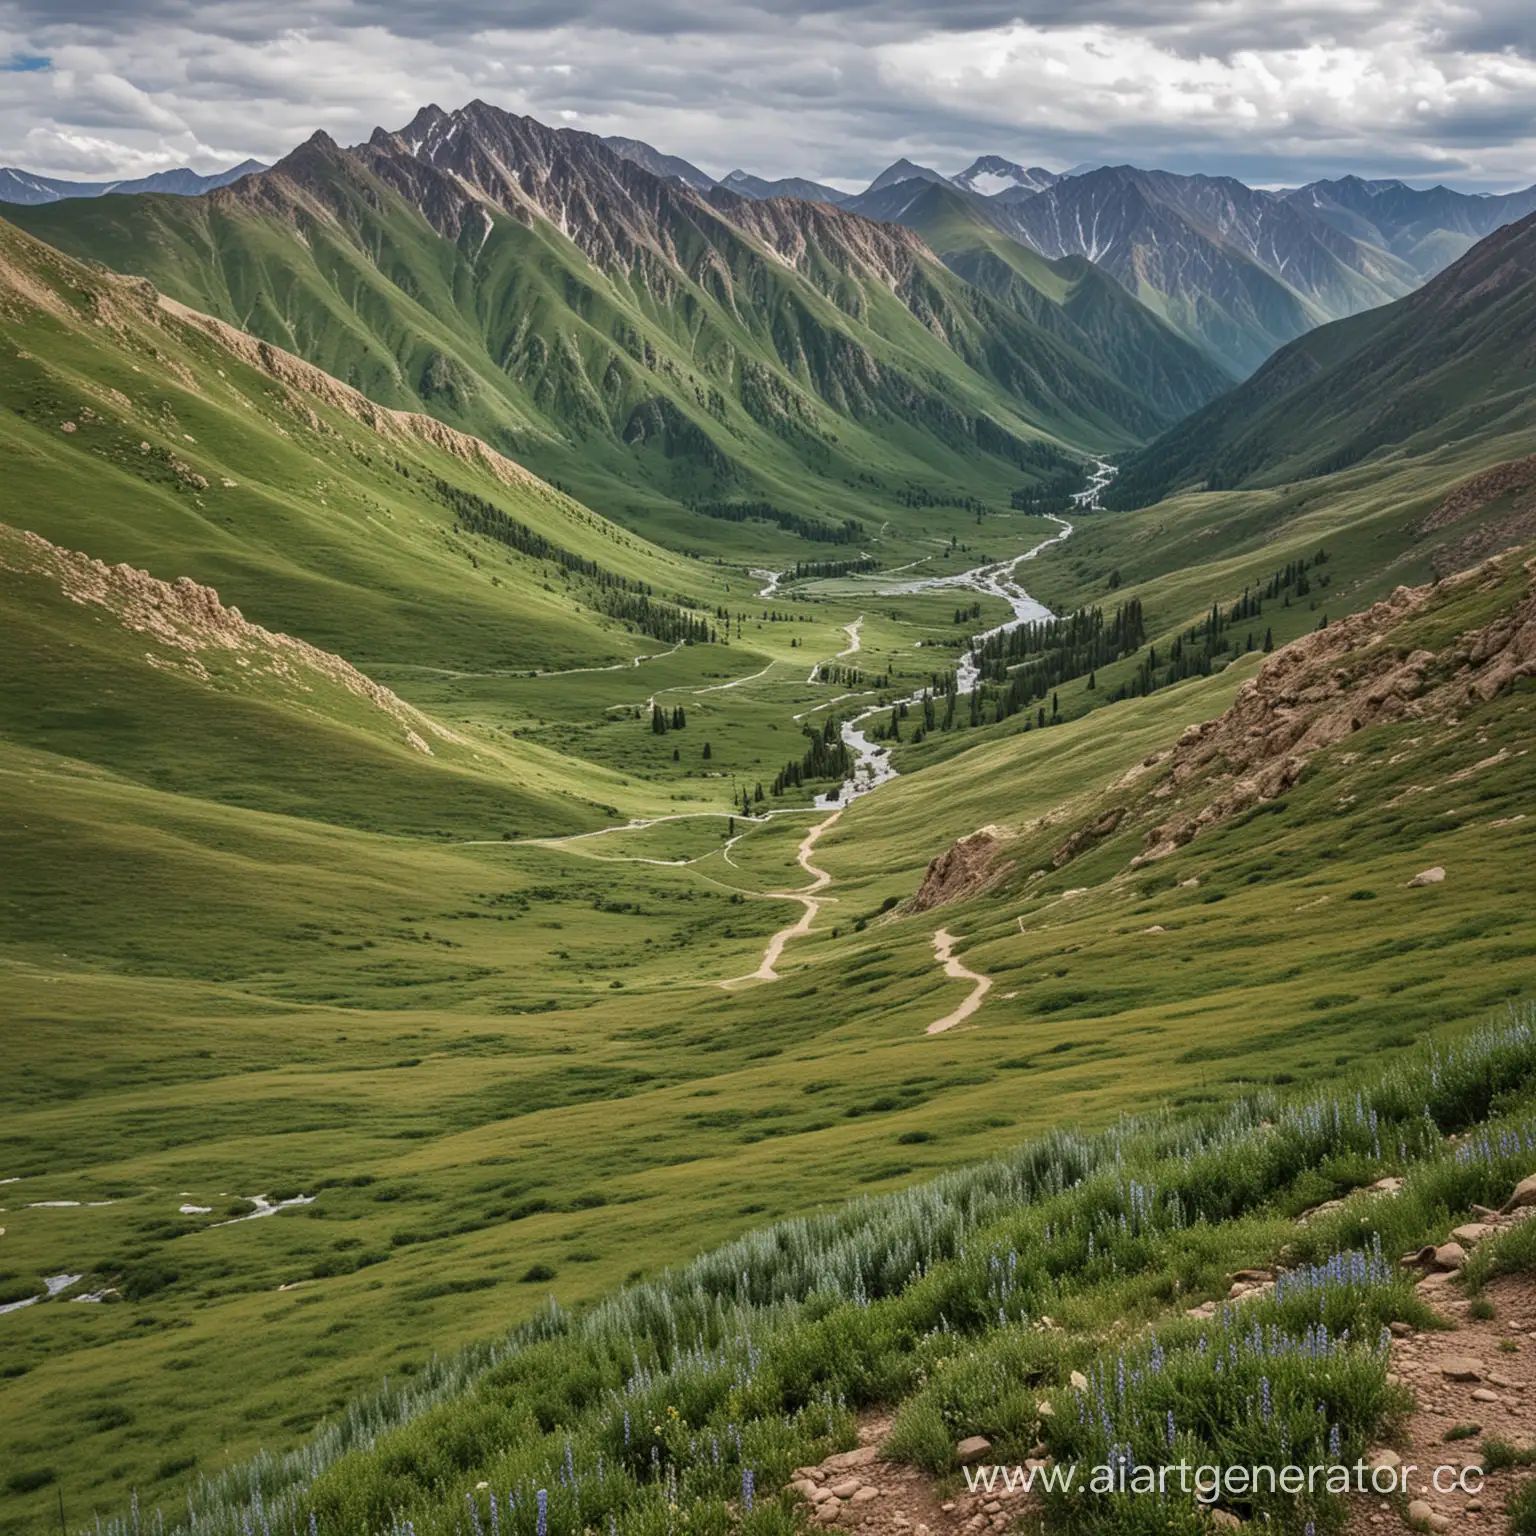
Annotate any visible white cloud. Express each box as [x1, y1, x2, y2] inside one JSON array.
[[0, 0, 1533, 188]]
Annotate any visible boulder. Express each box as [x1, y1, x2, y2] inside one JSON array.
[[1434, 1242, 1468, 1270], [828, 1478, 863, 1499], [1503, 1173, 1536, 1213], [1452, 1223, 1494, 1244], [1441, 1357, 1485, 1382], [1070, 1370, 1089, 1391], [1407, 866, 1446, 887], [955, 1436, 992, 1466], [1407, 1501, 1435, 1526], [1368, 1449, 1402, 1471], [825, 1447, 879, 1470]]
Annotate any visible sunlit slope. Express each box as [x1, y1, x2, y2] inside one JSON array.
[[0, 215, 755, 834], [4, 548, 1533, 1536]]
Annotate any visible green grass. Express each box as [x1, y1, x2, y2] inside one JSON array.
[[5, 180, 1536, 1536]]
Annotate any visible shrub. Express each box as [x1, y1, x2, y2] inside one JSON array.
[[6, 1469, 55, 1494]]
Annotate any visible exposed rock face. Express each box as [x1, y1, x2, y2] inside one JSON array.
[[1418, 455, 1536, 577], [1050, 806, 1125, 868], [156, 296, 545, 494], [910, 827, 1014, 912], [1132, 558, 1536, 863], [1, 525, 459, 755]]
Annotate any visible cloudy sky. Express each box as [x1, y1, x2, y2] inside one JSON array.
[[2, 1, 1535, 190]]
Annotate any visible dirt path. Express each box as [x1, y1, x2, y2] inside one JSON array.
[[839, 616, 864, 658], [1343, 1214, 1536, 1536], [787, 1413, 1034, 1536], [721, 809, 842, 986], [926, 928, 992, 1033]]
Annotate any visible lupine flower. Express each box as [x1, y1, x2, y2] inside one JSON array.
[[535, 1489, 548, 1536], [742, 1469, 755, 1512]]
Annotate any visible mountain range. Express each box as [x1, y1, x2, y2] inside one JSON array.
[[0, 158, 267, 205], [592, 135, 1536, 378], [11, 125, 1535, 382], [1106, 206, 1536, 508], [4, 102, 1229, 559], [10, 87, 1536, 1536]]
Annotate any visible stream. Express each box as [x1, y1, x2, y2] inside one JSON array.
[[814, 459, 1115, 810]]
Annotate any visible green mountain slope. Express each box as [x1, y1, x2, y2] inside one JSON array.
[[1108, 210, 1536, 509], [7, 175, 1536, 1536], [858, 178, 1237, 404], [0, 215, 747, 837], [7, 104, 1195, 559]]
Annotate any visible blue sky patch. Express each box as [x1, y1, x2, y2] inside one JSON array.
[[4, 54, 51, 72]]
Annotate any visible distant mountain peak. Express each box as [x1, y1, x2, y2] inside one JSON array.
[[603, 135, 715, 190], [719, 169, 847, 205], [951, 156, 1059, 198], [864, 158, 947, 195], [0, 156, 271, 206]]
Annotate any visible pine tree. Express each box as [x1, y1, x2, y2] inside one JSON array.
[[651, 703, 667, 735], [702, 742, 712, 760], [1087, 670, 1096, 691], [1263, 627, 1274, 651]]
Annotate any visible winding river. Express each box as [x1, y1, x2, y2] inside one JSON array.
[[814, 459, 1115, 810]]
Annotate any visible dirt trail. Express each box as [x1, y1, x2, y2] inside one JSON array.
[[722, 810, 843, 986], [926, 928, 992, 1033], [839, 616, 864, 657], [1343, 1205, 1536, 1536], [787, 1412, 1034, 1536]]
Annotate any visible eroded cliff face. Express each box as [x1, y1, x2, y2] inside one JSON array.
[[1135, 558, 1536, 863], [910, 828, 1014, 913]]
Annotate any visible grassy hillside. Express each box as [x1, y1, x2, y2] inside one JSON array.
[[4, 150, 1536, 1536]]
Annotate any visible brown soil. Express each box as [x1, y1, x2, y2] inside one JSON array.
[[786, 1416, 1038, 1536], [1346, 1265, 1536, 1536]]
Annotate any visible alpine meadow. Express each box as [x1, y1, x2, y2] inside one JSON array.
[[3, 46, 1536, 1536]]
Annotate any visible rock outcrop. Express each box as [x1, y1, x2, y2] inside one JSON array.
[[1, 524, 459, 754], [1132, 557, 1536, 863], [910, 827, 1013, 912]]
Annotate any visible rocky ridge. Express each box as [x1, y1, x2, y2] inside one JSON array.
[[1, 524, 459, 754], [1132, 555, 1536, 864]]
